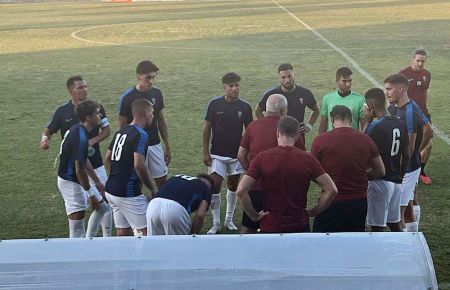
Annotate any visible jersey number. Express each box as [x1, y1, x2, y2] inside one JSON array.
[[111, 133, 128, 161], [391, 128, 401, 156], [175, 174, 197, 181]]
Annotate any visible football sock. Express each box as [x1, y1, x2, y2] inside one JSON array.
[[69, 219, 85, 238], [224, 190, 237, 230], [405, 221, 418, 232], [86, 203, 110, 238], [100, 206, 113, 237], [413, 205, 421, 226], [207, 193, 221, 234]]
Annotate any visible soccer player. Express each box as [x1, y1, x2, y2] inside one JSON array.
[[255, 63, 320, 135], [236, 116, 337, 233], [364, 88, 410, 232], [41, 75, 112, 237], [104, 99, 156, 236], [237, 94, 306, 233], [385, 74, 433, 232], [400, 48, 433, 185], [318, 67, 366, 134], [57, 100, 110, 238], [118, 60, 171, 189], [147, 174, 214, 235], [312, 105, 385, 232], [202, 72, 253, 234]]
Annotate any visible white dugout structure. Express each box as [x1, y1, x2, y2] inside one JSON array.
[[0, 232, 437, 289]]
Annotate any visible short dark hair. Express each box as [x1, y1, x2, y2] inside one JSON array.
[[384, 73, 409, 87], [413, 47, 428, 58], [132, 98, 153, 117], [277, 116, 299, 138], [222, 72, 241, 84], [136, 60, 159, 74], [365, 88, 386, 109], [336, 67, 352, 80], [278, 63, 293, 72], [330, 105, 352, 123], [66, 75, 83, 89], [197, 174, 215, 190], [75, 100, 99, 122]]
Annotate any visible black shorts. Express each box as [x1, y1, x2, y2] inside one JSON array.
[[260, 223, 311, 234], [241, 190, 264, 229], [313, 198, 367, 233]]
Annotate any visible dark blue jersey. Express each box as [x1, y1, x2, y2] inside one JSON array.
[[105, 124, 149, 198], [155, 175, 212, 214], [204, 96, 253, 158], [388, 100, 429, 172], [57, 124, 89, 183], [365, 116, 409, 183], [258, 85, 317, 123], [47, 101, 109, 169], [118, 87, 164, 146]]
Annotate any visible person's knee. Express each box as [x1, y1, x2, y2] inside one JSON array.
[[227, 175, 240, 191], [68, 210, 85, 220], [210, 173, 223, 192], [154, 176, 167, 189], [117, 227, 133, 236]]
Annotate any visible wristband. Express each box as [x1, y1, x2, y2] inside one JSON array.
[[41, 135, 49, 142], [306, 123, 313, 131], [87, 186, 100, 198]]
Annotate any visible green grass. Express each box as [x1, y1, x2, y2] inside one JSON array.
[[0, 0, 449, 283]]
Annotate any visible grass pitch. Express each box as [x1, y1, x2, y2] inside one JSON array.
[[0, 0, 449, 283]]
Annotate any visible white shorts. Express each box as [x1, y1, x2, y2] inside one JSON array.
[[401, 168, 421, 206], [92, 165, 108, 184], [105, 192, 149, 230], [367, 180, 401, 226], [146, 144, 168, 179], [208, 154, 243, 178], [57, 177, 88, 215], [146, 198, 191, 235], [86, 166, 108, 202]]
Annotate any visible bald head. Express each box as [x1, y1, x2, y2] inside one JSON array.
[[266, 94, 288, 116]]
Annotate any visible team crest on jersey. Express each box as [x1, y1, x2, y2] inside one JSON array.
[[150, 98, 156, 105], [238, 111, 242, 118], [423, 76, 427, 82], [299, 98, 304, 104]]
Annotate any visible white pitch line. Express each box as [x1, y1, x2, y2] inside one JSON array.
[[272, 0, 450, 146], [71, 25, 449, 52]]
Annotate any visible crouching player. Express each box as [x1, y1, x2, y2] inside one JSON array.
[[57, 100, 110, 238], [147, 174, 214, 235], [104, 99, 156, 236]]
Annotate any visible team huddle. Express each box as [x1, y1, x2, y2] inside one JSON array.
[[40, 47, 433, 237]]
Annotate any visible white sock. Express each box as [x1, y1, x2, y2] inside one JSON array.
[[225, 190, 237, 223], [100, 206, 113, 237], [86, 203, 110, 238], [405, 221, 418, 232], [210, 193, 221, 225], [69, 219, 85, 238], [413, 205, 421, 226]]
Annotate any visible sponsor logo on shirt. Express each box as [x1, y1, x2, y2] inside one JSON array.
[[217, 112, 224, 116], [64, 118, 72, 123]]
